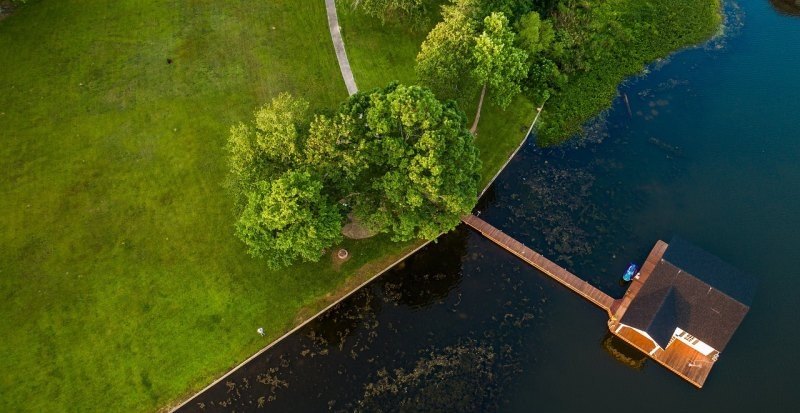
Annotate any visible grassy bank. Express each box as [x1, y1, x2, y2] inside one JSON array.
[[537, 0, 722, 145], [0, 0, 720, 412], [0, 1, 410, 412]]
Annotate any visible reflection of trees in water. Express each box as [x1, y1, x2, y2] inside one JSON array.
[[770, 0, 800, 16], [181, 228, 549, 412], [355, 259, 545, 412], [382, 229, 468, 309]]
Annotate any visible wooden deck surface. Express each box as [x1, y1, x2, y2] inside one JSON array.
[[610, 240, 668, 320], [611, 324, 715, 387], [608, 240, 715, 388], [463, 214, 717, 388], [462, 214, 614, 312]]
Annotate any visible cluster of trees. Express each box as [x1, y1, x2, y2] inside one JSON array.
[[232, 0, 679, 269], [354, 0, 645, 140], [414, 0, 557, 132], [228, 84, 480, 268]]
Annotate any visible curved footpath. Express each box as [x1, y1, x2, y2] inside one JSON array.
[[168, 3, 543, 409], [325, 0, 358, 95]]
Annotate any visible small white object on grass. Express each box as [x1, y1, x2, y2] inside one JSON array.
[[257, 327, 265, 336]]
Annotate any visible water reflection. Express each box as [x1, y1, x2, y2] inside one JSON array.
[[381, 230, 465, 310], [769, 0, 800, 16], [601, 333, 648, 370], [179, 229, 550, 412], [178, 1, 800, 410]]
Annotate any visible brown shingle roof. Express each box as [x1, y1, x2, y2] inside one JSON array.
[[619, 238, 755, 351]]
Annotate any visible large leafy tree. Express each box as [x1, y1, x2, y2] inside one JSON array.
[[416, 4, 527, 133], [352, 84, 481, 241], [415, 0, 480, 100], [227, 85, 481, 267], [235, 171, 343, 269], [515, 11, 555, 56], [305, 112, 370, 197], [516, 10, 560, 103], [470, 12, 528, 132], [227, 93, 309, 192], [227, 94, 343, 268]]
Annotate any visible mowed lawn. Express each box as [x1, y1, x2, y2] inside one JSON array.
[[0, 1, 411, 411]]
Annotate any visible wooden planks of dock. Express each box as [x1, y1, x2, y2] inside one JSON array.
[[609, 240, 668, 320], [461, 214, 615, 312], [608, 240, 715, 388], [462, 214, 716, 388]]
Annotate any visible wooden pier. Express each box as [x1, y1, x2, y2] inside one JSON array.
[[462, 214, 725, 388], [462, 214, 615, 312]]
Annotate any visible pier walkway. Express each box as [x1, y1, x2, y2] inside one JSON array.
[[462, 214, 615, 312], [463, 214, 720, 388]]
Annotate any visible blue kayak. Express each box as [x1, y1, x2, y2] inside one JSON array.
[[622, 263, 639, 282]]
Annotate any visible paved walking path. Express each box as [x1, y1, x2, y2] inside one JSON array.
[[325, 0, 358, 95]]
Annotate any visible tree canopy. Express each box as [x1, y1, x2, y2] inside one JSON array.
[[416, 3, 527, 132], [352, 84, 480, 241], [515, 11, 555, 57], [415, 0, 480, 100], [227, 84, 480, 267], [472, 12, 528, 109], [235, 171, 343, 269]]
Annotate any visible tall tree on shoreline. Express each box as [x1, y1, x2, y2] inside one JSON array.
[[415, 0, 480, 100], [416, 3, 527, 133], [469, 12, 528, 132]]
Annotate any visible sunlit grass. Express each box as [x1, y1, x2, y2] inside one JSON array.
[[0, 0, 720, 411], [0, 1, 405, 412]]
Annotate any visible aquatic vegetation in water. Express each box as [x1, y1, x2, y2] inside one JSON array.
[[706, 1, 746, 51], [356, 340, 519, 413]]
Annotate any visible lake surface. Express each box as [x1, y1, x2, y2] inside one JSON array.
[[178, 1, 800, 411]]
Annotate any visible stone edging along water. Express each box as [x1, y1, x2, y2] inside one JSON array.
[[166, 238, 433, 412], [167, 2, 544, 409], [167, 104, 544, 412]]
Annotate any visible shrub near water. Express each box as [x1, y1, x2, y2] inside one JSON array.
[[409, 0, 721, 144], [530, 0, 722, 144]]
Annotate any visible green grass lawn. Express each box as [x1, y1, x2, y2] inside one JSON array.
[[0, 1, 415, 412], [1, 0, 720, 412]]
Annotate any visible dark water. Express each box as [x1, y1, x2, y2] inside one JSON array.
[[179, 1, 800, 411]]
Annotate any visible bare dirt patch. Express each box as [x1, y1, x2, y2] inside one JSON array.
[[342, 213, 378, 239]]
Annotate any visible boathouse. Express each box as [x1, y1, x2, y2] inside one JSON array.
[[462, 214, 756, 388], [609, 237, 757, 387]]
